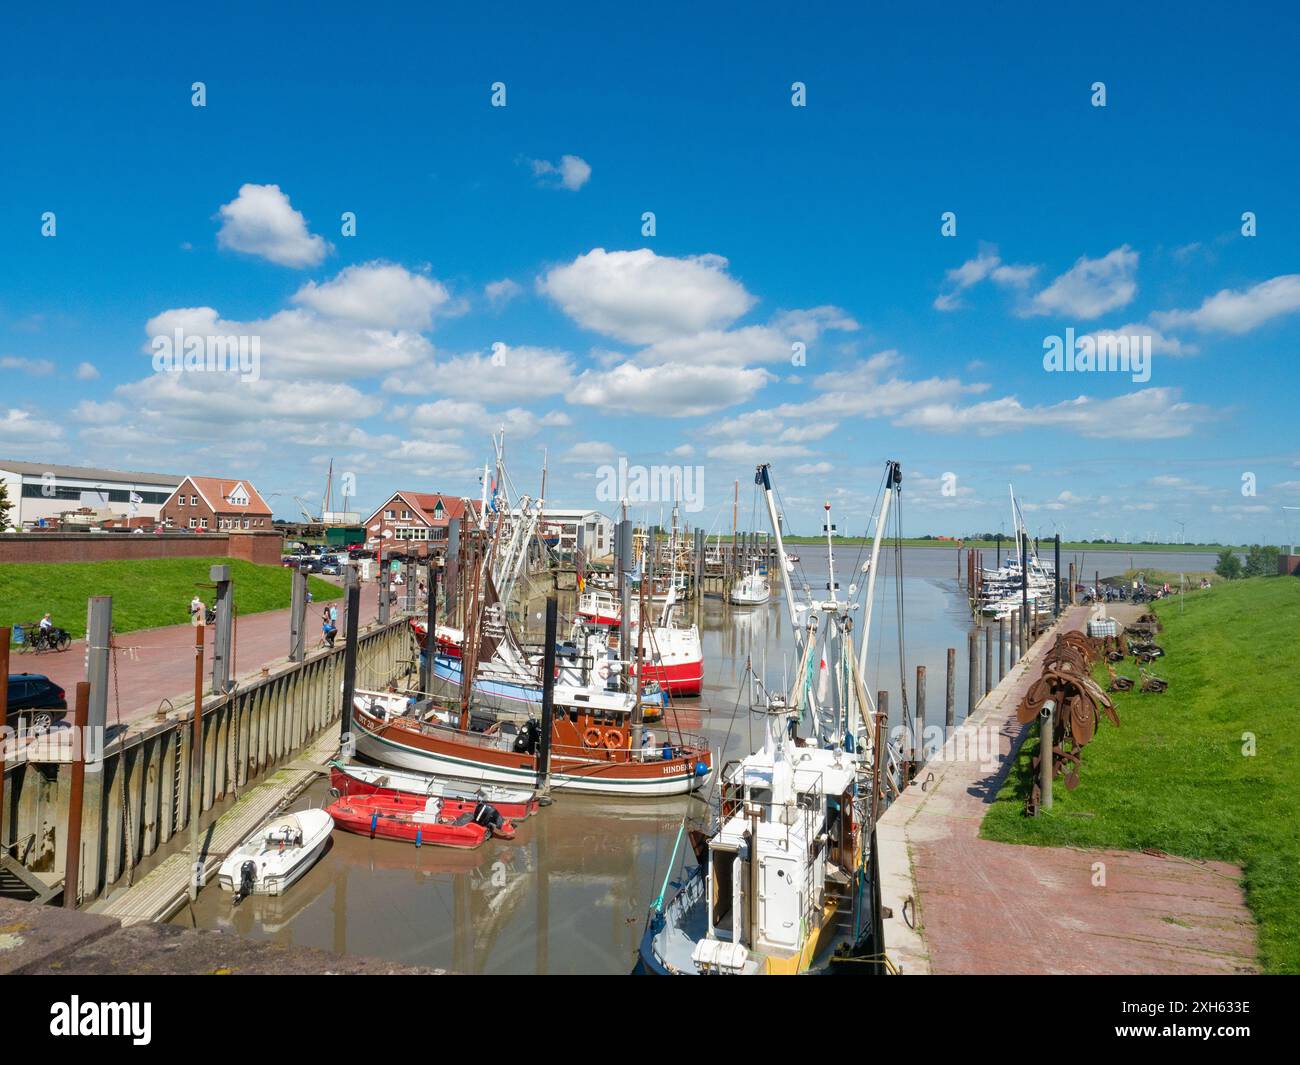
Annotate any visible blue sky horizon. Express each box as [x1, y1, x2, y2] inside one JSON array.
[[2, 2, 1297, 543]]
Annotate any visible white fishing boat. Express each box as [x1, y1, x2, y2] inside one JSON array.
[[217, 809, 333, 903], [638, 461, 903, 975], [729, 563, 771, 605]]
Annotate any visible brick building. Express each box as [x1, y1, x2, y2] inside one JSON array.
[[362, 492, 479, 557], [158, 476, 273, 533]]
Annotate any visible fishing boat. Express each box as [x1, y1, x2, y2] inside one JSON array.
[[637, 461, 902, 975], [427, 651, 666, 720], [408, 618, 464, 657], [626, 618, 704, 696], [328, 761, 540, 821], [351, 684, 712, 796], [327, 793, 503, 848], [217, 809, 333, 903], [729, 563, 771, 606]]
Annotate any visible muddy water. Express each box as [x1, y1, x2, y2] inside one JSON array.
[[177, 547, 1217, 972]]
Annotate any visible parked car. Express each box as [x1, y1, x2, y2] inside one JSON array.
[[5, 674, 68, 730], [346, 546, 375, 559], [317, 555, 343, 575]]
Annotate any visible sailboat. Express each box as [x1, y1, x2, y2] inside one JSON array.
[[637, 461, 902, 974]]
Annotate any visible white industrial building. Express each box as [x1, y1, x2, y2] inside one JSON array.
[[0, 459, 181, 530], [511, 506, 614, 558]]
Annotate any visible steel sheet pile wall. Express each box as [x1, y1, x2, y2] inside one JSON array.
[[2, 617, 414, 903]]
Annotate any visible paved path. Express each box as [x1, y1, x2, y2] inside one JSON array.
[[880, 605, 1258, 975], [19, 579, 393, 730]]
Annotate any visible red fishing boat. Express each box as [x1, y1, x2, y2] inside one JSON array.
[[328, 762, 540, 823], [326, 792, 513, 848], [408, 618, 463, 657]]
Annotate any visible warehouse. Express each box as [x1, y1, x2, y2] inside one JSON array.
[[0, 459, 181, 530]]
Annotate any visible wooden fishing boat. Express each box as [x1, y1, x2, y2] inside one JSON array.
[[217, 809, 333, 902], [326, 793, 505, 848], [351, 685, 712, 797], [328, 761, 540, 822]]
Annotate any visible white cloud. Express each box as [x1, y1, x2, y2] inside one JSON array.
[[896, 386, 1215, 440], [73, 399, 127, 424], [794, 462, 833, 475], [1025, 245, 1138, 319], [529, 155, 592, 191], [0, 407, 63, 442], [539, 248, 756, 344], [1151, 274, 1300, 334], [383, 346, 576, 403], [706, 440, 813, 462], [144, 305, 432, 381], [1, 356, 55, 376], [215, 184, 330, 267], [407, 398, 567, 441], [75, 362, 101, 380], [485, 278, 523, 306], [561, 440, 618, 464], [292, 262, 453, 330], [1086, 323, 1194, 358], [934, 244, 1037, 311], [569, 361, 770, 417]]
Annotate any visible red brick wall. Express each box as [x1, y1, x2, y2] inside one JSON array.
[[0, 531, 283, 565]]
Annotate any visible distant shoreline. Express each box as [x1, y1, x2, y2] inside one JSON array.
[[775, 537, 1235, 553]]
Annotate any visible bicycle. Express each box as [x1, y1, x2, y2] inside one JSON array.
[[15, 623, 72, 653]]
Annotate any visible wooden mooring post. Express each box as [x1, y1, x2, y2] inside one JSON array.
[[914, 666, 926, 766], [945, 648, 956, 736], [967, 630, 978, 716]]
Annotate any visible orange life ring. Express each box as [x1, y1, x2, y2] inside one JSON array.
[[604, 729, 624, 750], [583, 727, 603, 748]]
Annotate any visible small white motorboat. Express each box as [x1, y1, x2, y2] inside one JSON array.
[[729, 569, 771, 606], [217, 809, 333, 903]]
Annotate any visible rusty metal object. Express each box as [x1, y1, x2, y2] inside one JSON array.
[[1018, 631, 1120, 811]]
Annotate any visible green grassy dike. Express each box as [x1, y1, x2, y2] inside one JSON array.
[[1, 558, 343, 640], [981, 577, 1300, 973]]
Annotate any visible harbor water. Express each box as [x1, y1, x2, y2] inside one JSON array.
[[176, 547, 1220, 972]]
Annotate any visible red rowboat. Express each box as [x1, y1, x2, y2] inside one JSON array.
[[328, 764, 539, 823], [326, 793, 514, 849]]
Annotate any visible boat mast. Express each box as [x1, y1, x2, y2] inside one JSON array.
[[824, 501, 837, 605], [858, 461, 901, 676], [755, 464, 802, 655]]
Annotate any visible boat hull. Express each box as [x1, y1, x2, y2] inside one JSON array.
[[351, 707, 711, 797]]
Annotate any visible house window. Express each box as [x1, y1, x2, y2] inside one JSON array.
[[385, 509, 395, 520], [243, 519, 249, 529], [190, 495, 198, 506], [401, 509, 412, 520], [177, 495, 185, 506], [188, 517, 197, 529], [200, 518, 208, 529]]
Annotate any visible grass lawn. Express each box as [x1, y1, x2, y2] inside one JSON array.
[[1, 558, 343, 640], [981, 576, 1300, 973]]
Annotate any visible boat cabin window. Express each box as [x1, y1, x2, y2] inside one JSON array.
[[746, 786, 772, 808]]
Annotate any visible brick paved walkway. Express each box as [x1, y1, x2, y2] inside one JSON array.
[[880, 605, 1258, 975]]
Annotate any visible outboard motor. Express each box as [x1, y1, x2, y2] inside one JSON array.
[[233, 860, 257, 905], [513, 718, 541, 755], [474, 803, 506, 833]]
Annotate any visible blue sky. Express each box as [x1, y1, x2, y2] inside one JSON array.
[[2, 2, 1298, 543]]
